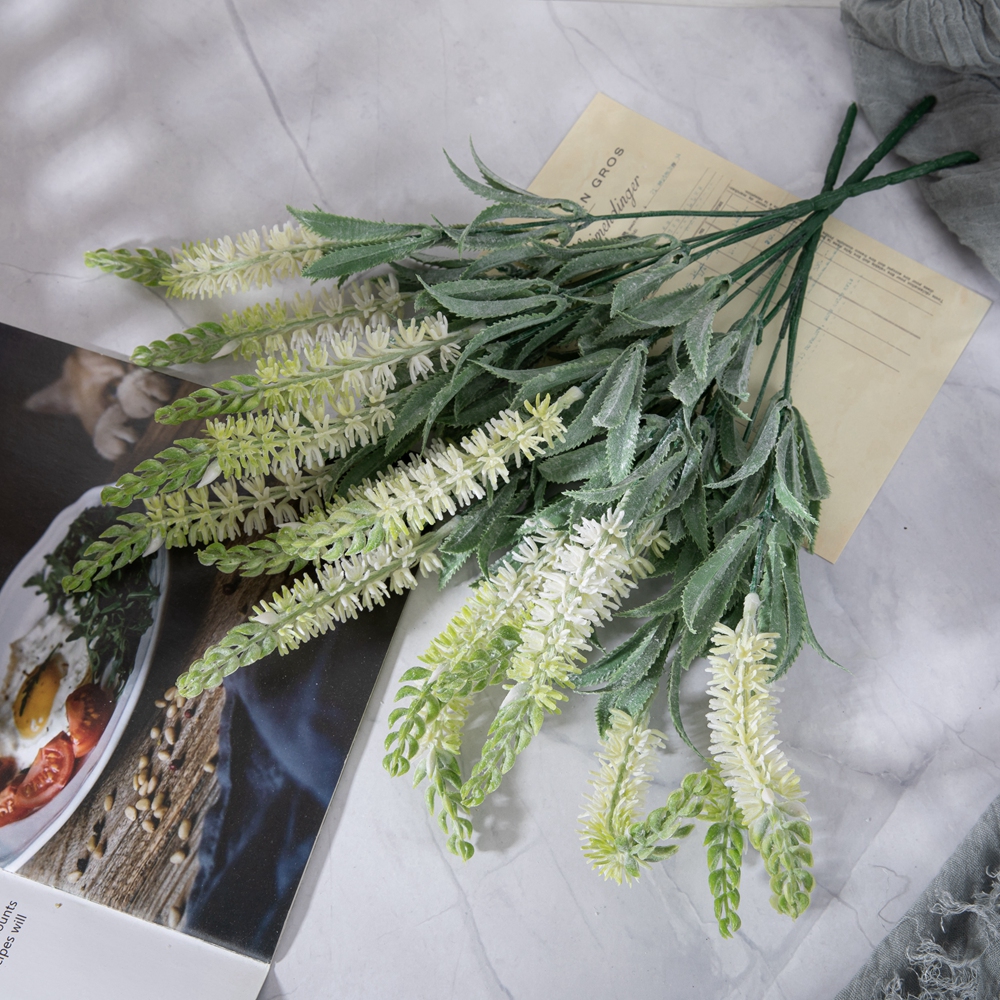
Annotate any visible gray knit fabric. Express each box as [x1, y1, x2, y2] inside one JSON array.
[[841, 0, 1000, 281], [835, 795, 1000, 999]]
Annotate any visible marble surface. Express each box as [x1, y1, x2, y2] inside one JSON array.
[[1, 2, 998, 997]]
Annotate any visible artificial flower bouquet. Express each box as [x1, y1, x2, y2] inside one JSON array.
[[74, 97, 974, 936]]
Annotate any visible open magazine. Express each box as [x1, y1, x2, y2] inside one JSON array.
[[0, 324, 403, 998]]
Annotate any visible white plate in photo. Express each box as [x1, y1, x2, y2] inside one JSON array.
[[0, 485, 167, 870]]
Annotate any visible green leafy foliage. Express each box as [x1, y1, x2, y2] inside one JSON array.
[[80, 96, 974, 929], [29, 507, 159, 694]]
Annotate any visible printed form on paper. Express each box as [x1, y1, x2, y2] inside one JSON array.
[[530, 93, 991, 562]]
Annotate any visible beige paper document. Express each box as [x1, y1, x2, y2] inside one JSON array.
[[530, 93, 991, 562]]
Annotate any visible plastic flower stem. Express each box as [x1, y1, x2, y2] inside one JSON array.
[[823, 103, 859, 191], [781, 234, 823, 401], [748, 252, 797, 318], [840, 95, 935, 187], [741, 246, 815, 441], [723, 239, 803, 311]]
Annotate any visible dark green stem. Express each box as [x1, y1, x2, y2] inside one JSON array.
[[823, 103, 859, 192]]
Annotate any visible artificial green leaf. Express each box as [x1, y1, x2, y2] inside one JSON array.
[[606, 357, 644, 482], [451, 309, 566, 379], [288, 207, 418, 243], [707, 466, 764, 526], [552, 241, 665, 285], [469, 144, 585, 214], [594, 342, 647, 429], [667, 653, 703, 758], [596, 658, 666, 738], [579, 313, 656, 351], [440, 474, 526, 557], [610, 243, 689, 316], [538, 440, 607, 483], [620, 274, 730, 330], [619, 449, 686, 533], [682, 477, 709, 555], [773, 424, 816, 530], [303, 231, 441, 280], [477, 510, 522, 576], [792, 406, 830, 500], [719, 315, 761, 400], [678, 299, 721, 381], [512, 309, 586, 367], [717, 410, 747, 468], [475, 350, 617, 402], [421, 364, 483, 443], [779, 536, 839, 670], [424, 277, 565, 320], [383, 373, 450, 451], [662, 446, 702, 514], [460, 244, 548, 279], [709, 396, 786, 489], [682, 521, 759, 633], [576, 616, 670, 690]]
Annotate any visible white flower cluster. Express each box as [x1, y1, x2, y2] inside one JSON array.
[[210, 277, 410, 361], [253, 312, 462, 413], [580, 709, 667, 884], [361, 388, 581, 530], [162, 222, 329, 298], [201, 398, 396, 480], [705, 593, 807, 826], [281, 389, 583, 560], [142, 468, 330, 549], [506, 510, 660, 710], [250, 530, 444, 654], [419, 524, 567, 684]]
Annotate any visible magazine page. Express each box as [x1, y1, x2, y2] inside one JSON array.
[[0, 325, 404, 998]]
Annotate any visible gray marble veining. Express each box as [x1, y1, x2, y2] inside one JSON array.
[[1, 3, 997, 997]]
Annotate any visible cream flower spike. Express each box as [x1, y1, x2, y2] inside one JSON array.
[[705, 593, 806, 826]]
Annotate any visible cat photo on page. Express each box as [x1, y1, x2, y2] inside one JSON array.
[[24, 348, 173, 461]]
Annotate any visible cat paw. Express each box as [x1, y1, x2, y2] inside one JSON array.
[[116, 368, 173, 419], [93, 403, 138, 460]]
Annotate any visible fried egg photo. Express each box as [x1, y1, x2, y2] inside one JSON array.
[[0, 612, 90, 769]]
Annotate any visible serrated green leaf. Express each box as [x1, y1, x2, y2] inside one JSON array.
[[303, 231, 441, 280], [606, 369, 643, 483], [667, 650, 702, 757], [552, 240, 665, 285], [619, 448, 686, 532], [681, 521, 759, 634], [538, 440, 607, 484], [792, 406, 829, 500], [620, 274, 730, 331], [451, 309, 566, 380], [709, 397, 786, 489], [460, 243, 547, 279], [288, 206, 418, 243], [719, 315, 761, 400], [779, 536, 839, 672], [594, 342, 647, 429], [773, 424, 816, 530], [383, 373, 450, 452], [610, 243, 689, 316], [578, 616, 674, 691], [421, 363, 483, 443], [423, 277, 564, 320], [717, 410, 748, 468], [681, 477, 709, 555]]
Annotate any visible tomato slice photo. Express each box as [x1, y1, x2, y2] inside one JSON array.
[[0, 775, 28, 828], [65, 684, 115, 758], [13, 732, 75, 813], [0, 756, 17, 789]]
